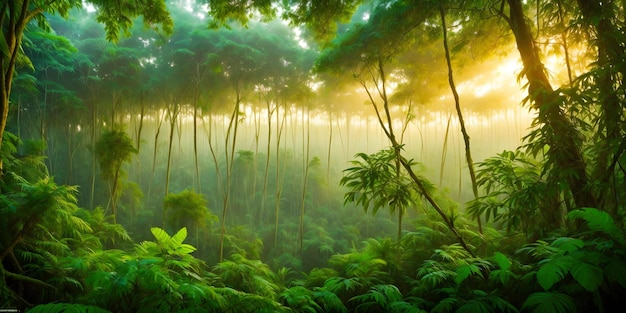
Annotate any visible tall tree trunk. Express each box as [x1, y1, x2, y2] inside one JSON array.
[[219, 89, 242, 262], [110, 166, 120, 224], [259, 99, 274, 223], [148, 108, 166, 200], [0, 0, 36, 176], [576, 0, 625, 213], [165, 101, 179, 198], [439, 5, 482, 234], [326, 108, 333, 182], [360, 57, 475, 257], [193, 87, 201, 193], [504, 0, 597, 212], [274, 101, 287, 248], [298, 105, 311, 251]]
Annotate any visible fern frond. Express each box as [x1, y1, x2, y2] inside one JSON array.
[[568, 207, 625, 244]]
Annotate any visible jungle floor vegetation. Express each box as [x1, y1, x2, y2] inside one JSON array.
[[1, 138, 625, 312]]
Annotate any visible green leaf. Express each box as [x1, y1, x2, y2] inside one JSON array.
[[569, 260, 603, 292], [0, 31, 9, 57], [455, 264, 475, 284], [537, 256, 572, 290], [151, 227, 171, 243], [171, 227, 188, 247], [568, 208, 625, 244], [521, 291, 577, 313], [550, 237, 584, 254], [176, 243, 197, 255], [492, 252, 511, 271]]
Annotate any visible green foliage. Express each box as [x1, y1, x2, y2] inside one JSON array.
[[85, 227, 214, 312], [95, 129, 137, 182], [349, 284, 413, 313], [26, 303, 112, 313], [88, 0, 174, 42], [163, 189, 216, 233], [521, 292, 576, 313], [279, 286, 323, 313], [214, 253, 279, 298], [513, 207, 626, 311], [568, 207, 625, 244], [468, 150, 561, 238], [341, 148, 416, 216], [146, 227, 198, 256]]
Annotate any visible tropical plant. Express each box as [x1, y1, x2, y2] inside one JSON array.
[[517, 208, 626, 312], [213, 253, 279, 298], [163, 189, 217, 247], [84, 227, 216, 312], [468, 149, 559, 239], [0, 176, 93, 307], [94, 129, 137, 223], [349, 284, 426, 313], [341, 148, 419, 243]]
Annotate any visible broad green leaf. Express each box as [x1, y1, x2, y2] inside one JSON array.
[[151, 227, 171, 243], [455, 264, 474, 284], [569, 260, 603, 292], [171, 227, 188, 247], [568, 208, 625, 244], [176, 243, 197, 255], [537, 256, 572, 290], [522, 291, 577, 313], [550, 237, 584, 254], [492, 252, 511, 271]]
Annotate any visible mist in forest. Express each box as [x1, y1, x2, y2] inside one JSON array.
[[4, 0, 623, 311], [8, 2, 543, 263]]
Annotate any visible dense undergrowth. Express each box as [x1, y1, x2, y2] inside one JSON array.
[[1, 136, 624, 313]]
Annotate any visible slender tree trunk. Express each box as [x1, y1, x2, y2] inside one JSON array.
[[298, 105, 311, 251], [193, 87, 201, 193], [440, 5, 482, 234], [136, 94, 145, 153], [252, 105, 260, 222], [165, 101, 179, 198], [274, 101, 287, 248], [326, 109, 333, 182], [360, 58, 475, 257], [111, 166, 120, 224], [260, 100, 274, 223], [90, 104, 98, 209], [148, 109, 166, 199], [202, 114, 225, 235], [220, 89, 242, 262]]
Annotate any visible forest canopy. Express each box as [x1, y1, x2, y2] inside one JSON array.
[[1, 0, 625, 312]]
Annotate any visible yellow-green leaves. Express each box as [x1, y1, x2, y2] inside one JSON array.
[[150, 227, 197, 256]]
